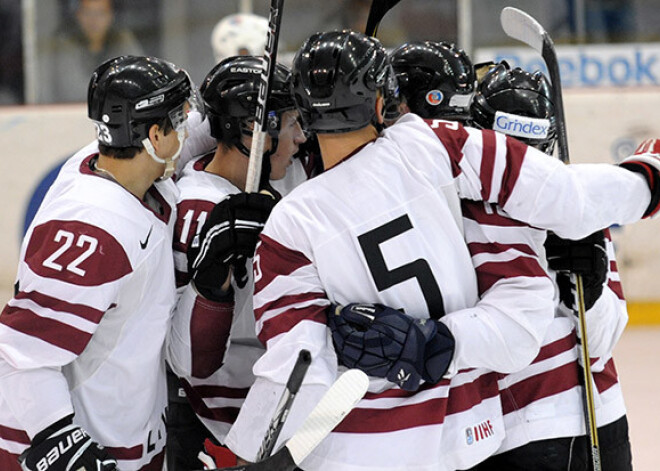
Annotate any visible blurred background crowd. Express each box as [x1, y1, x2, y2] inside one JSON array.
[[1, 0, 659, 106]]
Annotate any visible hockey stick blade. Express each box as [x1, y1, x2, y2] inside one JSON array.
[[500, 7, 547, 55], [256, 349, 312, 460], [500, 6, 570, 163], [199, 369, 369, 471], [365, 0, 402, 36]]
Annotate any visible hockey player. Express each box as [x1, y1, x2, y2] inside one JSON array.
[[223, 30, 658, 470], [389, 43, 631, 469], [0, 55, 198, 471], [466, 61, 632, 470], [165, 55, 308, 470]]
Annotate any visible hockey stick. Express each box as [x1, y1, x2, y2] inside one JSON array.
[[197, 369, 369, 471], [245, 0, 285, 193], [364, 0, 402, 37], [255, 349, 312, 460], [501, 8, 601, 471]]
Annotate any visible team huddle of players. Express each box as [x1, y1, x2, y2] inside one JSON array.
[[2, 11, 656, 471]]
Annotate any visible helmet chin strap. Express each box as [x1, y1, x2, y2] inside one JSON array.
[[142, 128, 187, 180]]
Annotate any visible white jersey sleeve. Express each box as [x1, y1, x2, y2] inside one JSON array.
[[407, 115, 650, 238]]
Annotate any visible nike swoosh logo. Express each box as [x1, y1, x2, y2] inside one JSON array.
[[140, 226, 153, 249]]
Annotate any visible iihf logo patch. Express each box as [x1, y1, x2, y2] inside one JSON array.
[[465, 427, 474, 445], [425, 90, 444, 106]]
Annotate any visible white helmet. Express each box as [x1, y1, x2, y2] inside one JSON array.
[[211, 13, 269, 63]]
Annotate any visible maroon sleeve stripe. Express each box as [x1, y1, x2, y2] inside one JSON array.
[[608, 280, 625, 300], [534, 332, 577, 363], [500, 362, 580, 415], [594, 357, 619, 394], [498, 136, 527, 207], [190, 296, 234, 378], [480, 130, 497, 200], [181, 380, 241, 424], [191, 384, 251, 399], [0, 424, 30, 444], [14, 290, 105, 324], [104, 444, 144, 460], [335, 373, 498, 434], [425, 119, 470, 177], [0, 306, 92, 355], [461, 201, 534, 228], [254, 291, 326, 322], [468, 242, 537, 257], [475, 256, 548, 295], [257, 303, 327, 345], [0, 450, 22, 471], [254, 234, 312, 293]]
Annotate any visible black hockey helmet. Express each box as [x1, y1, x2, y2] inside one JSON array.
[[471, 61, 556, 154], [200, 55, 294, 148], [291, 30, 399, 134], [88, 55, 194, 148], [389, 41, 475, 122]]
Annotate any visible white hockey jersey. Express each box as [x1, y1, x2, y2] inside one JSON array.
[[167, 153, 310, 441], [0, 141, 177, 471], [225, 114, 651, 471], [461, 200, 628, 453]]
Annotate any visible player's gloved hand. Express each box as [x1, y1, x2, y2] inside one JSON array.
[[545, 230, 608, 311], [188, 192, 277, 300], [19, 416, 116, 471], [328, 303, 454, 391], [619, 138, 660, 218]]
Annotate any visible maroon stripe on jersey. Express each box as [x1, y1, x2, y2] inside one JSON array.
[[104, 444, 143, 460], [475, 256, 548, 295], [594, 358, 619, 394], [254, 235, 312, 293], [424, 118, 470, 177], [468, 242, 537, 257], [498, 136, 527, 207], [480, 130, 497, 200], [191, 296, 234, 378], [193, 384, 251, 399], [174, 199, 215, 253], [534, 332, 576, 363], [182, 380, 241, 424], [335, 372, 498, 434], [139, 450, 165, 471], [25, 220, 132, 287], [254, 291, 326, 322], [501, 361, 580, 415], [14, 291, 105, 323], [257, 303, 327, 345], [0, 449, 22, 471], [0, 306, 91, 354], [461, 200, 533, 228], [0, 424, 29, 444], [193, 153, 214, 171], [608, 279, 625, 300]]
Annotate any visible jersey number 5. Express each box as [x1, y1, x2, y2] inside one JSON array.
[[358, 215, 445, 319]]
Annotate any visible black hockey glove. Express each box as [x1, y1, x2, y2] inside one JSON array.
[[19, 416, 117, 471], [188, 192, 277, 300], [545, 230, 608, 311], [327, 303, 454, 391], [619, 138, 660, 218]]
